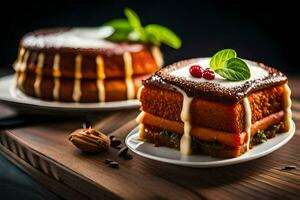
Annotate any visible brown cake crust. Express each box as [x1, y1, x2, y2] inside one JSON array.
[[140, 85, 284, 133], [142, 58, 287, 103]]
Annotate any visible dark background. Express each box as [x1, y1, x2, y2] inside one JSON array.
[[1, 0, 300, 74], [0, 1, 299, 199]]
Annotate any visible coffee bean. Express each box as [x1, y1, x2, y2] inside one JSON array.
[[109, 161, 119, 168], [111, 138, 122, 147], [105, 158, 113, 164], [118, 146, 128, 157], [282, 165, 297, 170]]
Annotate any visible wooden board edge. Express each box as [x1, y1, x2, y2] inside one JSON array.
[[0, 143, 88, 200], [0, 131, 121, 200]]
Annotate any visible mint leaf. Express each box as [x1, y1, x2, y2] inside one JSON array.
[[106, 30, 131, 41], [215, 57, 250, 81], [145, 24, 182, 49], [210, 49, 237, 70], [102, 8, 182, 49], [124, 8, 146, 41], [104, 18, 132, 30], [124, 8, 142, 29], [104, 19, 132, 41]]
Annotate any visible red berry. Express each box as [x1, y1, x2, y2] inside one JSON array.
[[189, 65, 203, 78], [203, 69, 215, 80], [205, 68, 214, 73]]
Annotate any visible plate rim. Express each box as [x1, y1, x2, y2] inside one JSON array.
[[0, 75, 140, 111], [125, 122, 296, 168]]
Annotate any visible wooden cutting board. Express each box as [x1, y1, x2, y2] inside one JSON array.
[[1, 98, 300, 199]]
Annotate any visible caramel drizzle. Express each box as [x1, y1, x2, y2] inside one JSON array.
[[151, 46, 164, 68], [34, 53, 45, 97], [242, 98, 252, 151], [13, 48, 25, 71], [72, 54, 82, 102], [136, 111, 146, 138], [173, 86, 193, 155], [13, 48, 26, 88], [52, 54, 61, 100], [17, 50, 30, 90], [283, 84, 292, 132], [123, 52, 135, 100], [96, 55, 106, 102]]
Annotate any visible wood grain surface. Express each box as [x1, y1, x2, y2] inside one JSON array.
[[0, 78, 300, 200]]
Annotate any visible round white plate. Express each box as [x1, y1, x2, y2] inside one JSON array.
[[0, 75, 140, 113], [126, 122, 295, 168]]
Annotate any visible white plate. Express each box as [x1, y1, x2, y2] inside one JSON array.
[[126, 122, 295, 168], [0, 75, 140, 113]]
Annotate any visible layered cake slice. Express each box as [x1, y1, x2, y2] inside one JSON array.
[[136, 56, 292, 158], [13, 28, 163, 102]]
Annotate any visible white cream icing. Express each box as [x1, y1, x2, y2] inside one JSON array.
[[172, 86, 193, 155], [22, 28, 143, 52], [169, 58, 269, 88]]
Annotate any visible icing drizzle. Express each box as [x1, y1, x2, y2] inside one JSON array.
[[72, 54, 82, 102], [96, 55, 106, 102], [52, 54, 61, 100], [123, 52, 135, 99], [34, 53, 45, 97], [13, 48, 25, 71], [17, 50, 30, 90], [283, 84, 292, 131], [242, 98, 252, 151], [176, 86, 193, 155], [151, 46, 164, 68]]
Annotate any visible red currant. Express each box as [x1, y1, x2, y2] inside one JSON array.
[[203, 69, 215, 80], [189, 65, 203, 78], [205, 68, 214, 73]]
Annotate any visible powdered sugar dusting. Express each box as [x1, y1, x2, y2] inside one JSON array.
[[22, 27, 143, 51]]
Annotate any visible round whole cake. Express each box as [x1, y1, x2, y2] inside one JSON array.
[[13, 28, 163, 102]]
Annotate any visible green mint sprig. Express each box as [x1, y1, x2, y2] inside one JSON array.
[[209, 49, 250, 81], [103, 8, 182, 49]]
